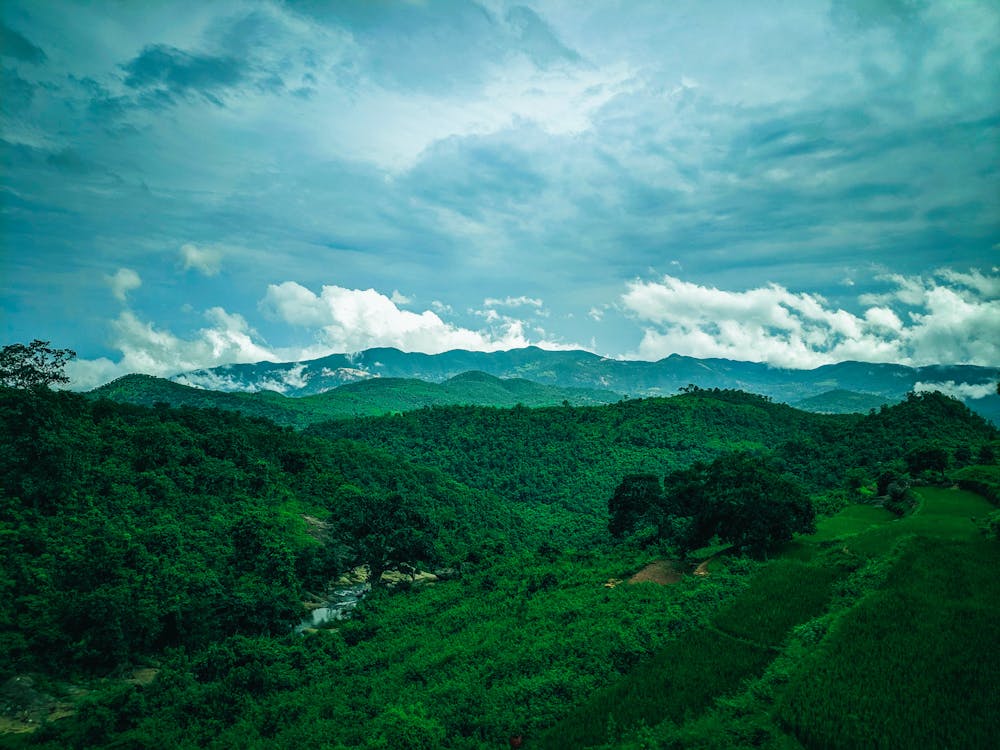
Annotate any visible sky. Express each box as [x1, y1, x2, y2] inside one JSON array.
[[1, 0, 998, 389]]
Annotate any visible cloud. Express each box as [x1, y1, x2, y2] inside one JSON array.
[[67, 307, 279, 389], [122, 44, 245, 105], [106, 268, 141, 302], [0, 22, 47, 64], [622, 271, 999, 368], [864, 306, 903, 332], [914, 381, 997, 400], [935, 268, 1000, 298], [180, 243, 222, 276], [4, 2, 998, 373], [178, 362, 312, 394], [484, 296, 544, 308], [390, 289, 412, 305], [261, 281, 537, 354], [64, 357, 124, 391]]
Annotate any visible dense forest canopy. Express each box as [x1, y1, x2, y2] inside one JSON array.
[[1, 369, 997, 749]]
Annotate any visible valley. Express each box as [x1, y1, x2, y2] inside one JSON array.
[[1, 365, 998, 748]]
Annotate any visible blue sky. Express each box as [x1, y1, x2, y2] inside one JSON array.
[[1, 0, 998, 388]]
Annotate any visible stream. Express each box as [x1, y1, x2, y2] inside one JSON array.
[[294, 582, 370, 633]]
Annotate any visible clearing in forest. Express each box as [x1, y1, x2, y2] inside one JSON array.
[[627, 559, 683, 585]]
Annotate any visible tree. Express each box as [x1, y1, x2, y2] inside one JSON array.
[[978, 443, 997, 465], [705, 452, 815, 558], [954, 445, 973, 467], [660, 462, 715, 553], [0, 339, 76, 389], [905, 443, 949, 478], [608, 474, 662, 538], [335, 487, 436, 586], [612, 452, 816, 559]]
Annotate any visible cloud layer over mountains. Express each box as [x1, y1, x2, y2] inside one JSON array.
[[2, 1, 997, 387]]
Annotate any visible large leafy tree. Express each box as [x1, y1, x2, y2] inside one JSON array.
[[610, 451, 816, 558], [706, 452, 815, 558], [335, 486, 437, 585], [608, 473, 663, 538], [0, 339, 76, 389]]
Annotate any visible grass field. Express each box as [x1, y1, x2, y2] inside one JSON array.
[[777, 536, 1000, 749], [774, 487, 1000, 748], [811, 504, 896, 541], [539, 558, 850, 748], [537, 628, 773, 750], [784, 486, 993, 560], [538, 486, 999, 749], [711, 559, 845, 648]]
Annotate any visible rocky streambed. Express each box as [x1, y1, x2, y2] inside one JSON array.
[[296, 566, 451, 633]]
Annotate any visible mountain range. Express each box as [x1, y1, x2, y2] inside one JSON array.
[[167, 347, 999, 422]]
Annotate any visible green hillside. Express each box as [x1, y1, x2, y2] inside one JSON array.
[[541, 486, 1000, 749], [88, 371, 621, 427], [170, 347, 1000, 425], [1, 383, 997, 749], [793, 388, 893, 414], [309, 389, 996, 534]]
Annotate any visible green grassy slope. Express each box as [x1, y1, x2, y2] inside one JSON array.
[[538, 485, 999, 749]]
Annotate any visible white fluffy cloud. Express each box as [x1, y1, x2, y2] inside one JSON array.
[[914, 381, 997, 400], [180, 244, 223, 276], [106, 268, 141, 302], [66, 307, 278, 389], [66, 282, 580, 389], [622, 271, 999, 368], [176, 363, 311, 394], [261, 281, 539, 354]]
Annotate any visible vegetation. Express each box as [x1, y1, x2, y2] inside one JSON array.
[[609, 453, 815, 558], [89, 371, 621, 428], [0, 340, 76, 390], [777, 537, 1000, 750], [1, 355, 998, 749], [793, 388, 893, 414], [0, 386, 521, 677]]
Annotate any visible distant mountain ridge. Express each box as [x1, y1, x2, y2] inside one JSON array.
[[792, 389, 900, 415], [172, 346, 999, 422]]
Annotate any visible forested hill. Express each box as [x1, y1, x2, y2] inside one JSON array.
[[88, 371, 620, 427], [308, 388, 997, 523], [0, 386, 522, 676], [174, 346, 1000, 423], [2, 382, 998, 748]]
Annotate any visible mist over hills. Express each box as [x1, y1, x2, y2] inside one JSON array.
[[168, 347, 999, 423]]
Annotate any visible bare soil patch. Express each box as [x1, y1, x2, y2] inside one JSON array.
[[628, 559, 683, 585]]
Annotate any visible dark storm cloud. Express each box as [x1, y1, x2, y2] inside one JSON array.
[[0, 22, 46, 64], [403, 134, 550, 221], [0, 68, 36, 114], [1, 0, 997, 383], [122, 44, 246, 104]]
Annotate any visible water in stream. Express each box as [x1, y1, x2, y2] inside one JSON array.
[[295, 582, 370, 633]]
